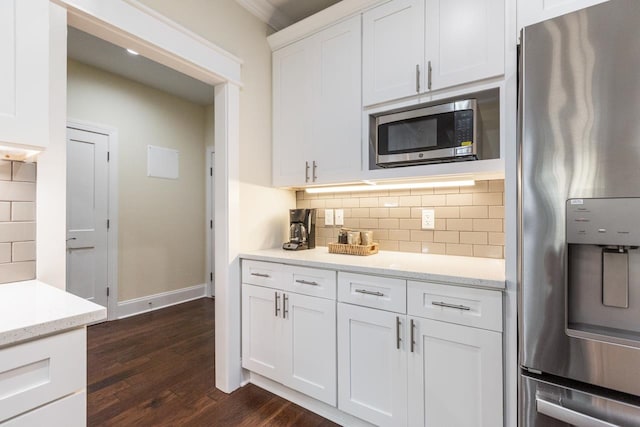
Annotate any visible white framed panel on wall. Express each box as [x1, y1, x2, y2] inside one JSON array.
[[147, 145, 179, 179]]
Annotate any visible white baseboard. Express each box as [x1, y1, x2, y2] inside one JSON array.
[[249, 373, 375, 427], [117, 283, 207, 319]]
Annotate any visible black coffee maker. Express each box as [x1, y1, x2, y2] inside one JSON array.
[[283, 209, 316, 250]]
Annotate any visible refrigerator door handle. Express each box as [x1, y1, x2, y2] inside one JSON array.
[[536, 398, 618, 427]]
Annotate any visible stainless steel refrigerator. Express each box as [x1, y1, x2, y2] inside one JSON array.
[[519, 0, 640, 425]]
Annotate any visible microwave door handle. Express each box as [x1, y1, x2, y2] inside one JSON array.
[[536, 398, 618, 427]]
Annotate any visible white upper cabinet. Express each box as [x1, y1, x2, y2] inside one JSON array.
[[363, 0, 506, 106], [362, 0, 425, 106], [518, 0, 609, 32], [0, 0, 49, 149], [273, 40, 313, 187], [272, 16, 361, 187], [426, 0, 505, 91]]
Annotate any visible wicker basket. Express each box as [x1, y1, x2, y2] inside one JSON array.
[[327, 242, 379, 256]]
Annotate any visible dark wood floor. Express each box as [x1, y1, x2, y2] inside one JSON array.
[[87, 298, 339, 427]]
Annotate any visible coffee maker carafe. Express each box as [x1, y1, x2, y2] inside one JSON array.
[[283, 209, 316, 251]]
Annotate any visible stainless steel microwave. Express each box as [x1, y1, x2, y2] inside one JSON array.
[[374, 99, 478, 167]]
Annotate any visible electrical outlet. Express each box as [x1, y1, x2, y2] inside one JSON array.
[[325, 209, 334, 226], [422, 209, 435, 229], [335, 209, 344, 226]]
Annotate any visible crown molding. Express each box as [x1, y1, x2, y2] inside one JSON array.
[[234, 0, 292, 31]]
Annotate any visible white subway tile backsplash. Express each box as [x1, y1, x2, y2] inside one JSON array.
[[0, 243, 10, 263], [0, 161, 37, 283], [11, 202, 35, 221], [12, 241, 36, 262], [0, 161, 11, 181], [0, 222, 36, 243], [299, 179, 504, 259], [0, 261, 36, 284], [11, 162, 36, 182], [0, 202, 9, 221], [0, 181, 36, 202]]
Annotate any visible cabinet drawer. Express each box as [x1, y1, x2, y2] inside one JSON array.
[[338, 272, 406, 313], [0, 328, 85, 423], [287, 265, 336, 300], [408, 281, 502, 332], [242, 260, 285, 289], [3, 390, 85, 427]]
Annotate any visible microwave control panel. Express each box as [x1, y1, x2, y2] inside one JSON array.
[[454, 110, 474, 145]]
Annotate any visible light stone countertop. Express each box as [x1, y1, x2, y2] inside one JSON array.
[[240, 247, 506, 290], [0, 280, 107, 348]]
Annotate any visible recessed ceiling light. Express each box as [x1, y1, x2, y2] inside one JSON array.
[[126, 48, 139, 55]]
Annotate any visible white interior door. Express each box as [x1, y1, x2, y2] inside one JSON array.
[[209, 150, 215, 296], [66, 127, 109, 309]]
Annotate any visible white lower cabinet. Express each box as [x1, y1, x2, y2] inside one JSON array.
[[337, 303, 408, 427], [0, 328, 86, 425], [408, 317, 503, 427], [242, 283, 337, 405], [3, 391, 85, 427]]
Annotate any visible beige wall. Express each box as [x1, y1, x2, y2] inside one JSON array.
[[67, 59, 208, 301], [138, 0, 295, 251], [300, 180, 505, 259]]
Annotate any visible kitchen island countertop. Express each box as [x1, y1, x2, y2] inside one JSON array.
[[0, 280, 107, 348], [240, 247, 505, 290]]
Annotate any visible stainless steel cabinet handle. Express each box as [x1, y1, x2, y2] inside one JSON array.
[[312, 161, 317, 182], [295, 279, 319, 286], [415, 64, 420, 93], [305, 161, 310, 183], [427, 60, 432, 90], [432, 301, 471, 311], [251, 272, 270, 278], [283, 293, 289, 319], [536, 398, 617, 427], [275, 292, 280, 317], [66, 237, 77, 241], [355, 289, 384, 297], [410, 319, 416, 353], [396, 316, 401, 350]]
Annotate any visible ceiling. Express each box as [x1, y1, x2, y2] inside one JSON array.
[[236, 0, 341, 30], [67, 27, 215, 106]]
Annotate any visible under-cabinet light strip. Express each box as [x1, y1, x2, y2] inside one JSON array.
[[305, 180, 475, 194]]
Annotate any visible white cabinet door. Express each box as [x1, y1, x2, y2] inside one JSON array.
[[281, 292, 336, 405], [363, 0, 425, 106], [408, 317, 503, 427], [311, 15, 362, 184], [338, 303, 408, 427], [426, 0, 505, 91], [241, 284, 283, 381], [0, 0, 49, 148], [272, 39, 313, 187], [517, 0, 608, 31]]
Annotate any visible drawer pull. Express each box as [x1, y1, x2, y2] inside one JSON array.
[[410, 319, 416, 353], [251, 272, 271, 278], [432, 301, 471, 311], [355, 289, 384, 297], [295, 279, 319, 286]]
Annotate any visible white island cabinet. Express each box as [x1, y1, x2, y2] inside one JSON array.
[[0, 0, 50, 149], [240, 250, 505, 427], [0, 281, 106, 426], [272, 16, 361, 187]]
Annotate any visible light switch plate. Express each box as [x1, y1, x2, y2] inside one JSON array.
[[422, 209, 435, 229], [335, 209, 344, 226], [325, 209, 334, 226]]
